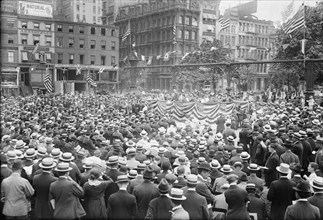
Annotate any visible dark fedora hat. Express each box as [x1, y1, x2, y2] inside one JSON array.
[[197, 162, 211, 172], [158, 178, 171, 193], [290, 163, 303, 173], [143, 166, 154, 179], [293, 181, 311, 193], [283, 139, 293, 148], [116, 175, 129, 183]]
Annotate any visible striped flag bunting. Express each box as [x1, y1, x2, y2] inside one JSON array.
[[86, 71, 97, 87], [122, 20, 130, 42], [44, 67, 53, 93], [32, 43, 39, 55], [218, 17, 230, 30], [172, 24, 177, 44], [282, 7, 305, 34]]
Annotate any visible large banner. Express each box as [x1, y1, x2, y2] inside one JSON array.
[[147, 100, 250, 124], [18, 1, 53, 18]]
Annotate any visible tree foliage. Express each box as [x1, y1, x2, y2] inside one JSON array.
[[269, 2, 323, 90]]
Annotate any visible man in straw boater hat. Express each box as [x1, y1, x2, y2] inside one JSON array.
[[33, 157, 57, 220], [167, 188, 189, 219], [133, 166, 160, 219], [213, 164, 232, 194], [181, 174, 209, 220], [145, 178, 173, 220], [49, 162, 85, 219], [284, 181, 320, 220], [107, 175, 138, 219], [308, 176, 323, 218], [267, 163, 295, 220]]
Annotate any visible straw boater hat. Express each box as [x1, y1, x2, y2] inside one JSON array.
[[210, 159, 221, 169], [6, 151, 17, 160], [311, 176, 323, 191], [39, 157, 57, 169], [227, 136, 235, 142], [83, 160, 93, 169], [37, 147, 47, 157], [24, 148, 37, 158], [276, 163, 290, 174], [186, 174, 198, 186], [220, 164, 233, 173], [116, 175, 129, 183], [240, 152, 250, 160], [15, 140, 26, 150], [54, 162, 72, 172], [59, 152, 75, 162], [248, 163, 260, 171], [167, 188, 186, 200], [14, 150, 24, 159], [50, 148, 62, 159], [107, 156, 119, 165], [128, 170, 138, 179]]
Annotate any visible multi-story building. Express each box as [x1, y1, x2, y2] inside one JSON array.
[[56, 0, 103, 24], [199, 0, 221, 43], [53, 21, 119, 94], [1, 1, 20, 97], [115, 0, 200, 90]]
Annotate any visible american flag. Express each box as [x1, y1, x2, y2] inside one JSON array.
[[218, 17, 230, 30], [86, 71, 97, 87], [44, 67, 53, 93], [283, 7, 305, 34], [122, 20, 130, 42]]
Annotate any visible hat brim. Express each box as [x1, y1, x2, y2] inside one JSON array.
[[292, 186, 311, 193], [247, 166, 260, 171], [24, 153, 37, 158], [166, 194, 186, 201], [311, 183, 323, 191], [54, 167, 73, 172], [39, 162, 57, 169], [276, 166, 289, 174], [59, 156, 75, 162], [220, 168, 233, 173], [116, 179, 129, 183]]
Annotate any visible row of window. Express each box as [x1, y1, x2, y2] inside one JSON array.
[[57, 54, 115, 66], [238, 35, 269, 47], [20, 35, 52, 46], [21, 22, 51, 31], [238, 49, 268, 60], [239, 22, 270, 34], [75, 14, 101, 24], [76, 4, 101, 14], [57, 37, 116, 50]]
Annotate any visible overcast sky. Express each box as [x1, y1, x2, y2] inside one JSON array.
[[219, 0, 319, 25]]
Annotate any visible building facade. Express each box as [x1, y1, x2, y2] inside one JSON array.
[[115, 0, 200, 90]]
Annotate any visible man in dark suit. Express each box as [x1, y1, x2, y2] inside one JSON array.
[[33, 157, 58, 220], [239, 123, 252, 153], [145, 178, 173, 220], [107, 175, 138, 219], [280, 139, 300, 164], [263, 143, 280, 187], [284, 181, 320, 220], [267, 163, 295, 220], [246, 183, 268, 220], [224, 174, 250, 220], [182, 174, 209, 220], [308, 176, 323, 218], [133, 166, 160, 219], [196, 162, 216, 204], [104, 156, 122, 205]]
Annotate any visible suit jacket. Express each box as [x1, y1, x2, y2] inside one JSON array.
[[247, 174, 264, 192], [49, 176, 85, 219], [300, 139, 313, 170], [292, 141, 303, 166], [0, 165, 12, 184], [247, 193, 268, 220], [280, 150, 300, 165], [170, 205, 190, 220], [133, 179, 160, 219], [182, 189, 209, 220], [308, 193, 323, 219], [264, 151, 279, 187], [239, 129, 252, 151], [284, 200, 320, 220], [107, 189, 137, 220], [196, 175, 215, 204], [127, 175, 144, 194], [224, 185, 250, 220], [145, 194, 173, 220], [267, 177, 295, 220], [33, 171, 58, 219]]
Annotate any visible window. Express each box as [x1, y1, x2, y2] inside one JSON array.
[[45, 24, 51, 31], [97, 17, 101, 23], [192, 31, 196, 40], [33, 35, 40, 45], [45, 53, 52, 61], [111, 41, 116, 50], [101, 28, 106, 36], [91, 27, 95, 34], [7, 21, 14, 28], [111, 56, 116, 65], [57, 37, 63, 47], [179, 16, 184, 24], [22, 51, 28, 61], [192, 17, 198, 26], [79, 54, 84, 64], [101, 40, 106, 50], [45, 36, 52, 46], [57, 24, 63, 31], [68, 25, 74, 33], [76, 14, 80, 21], [68, 38, 74, 48], [82, 15, 86, 21], [90, 55, 95, 64], [90, 40, 96, 49], [34, 23, 39, 29], [185, 30, 189, 40], [69, 54, 74, 64], [185, 17, 190, 25], [35, 53, 40, 60], [8, 51, 14, 62], [93, 6, 96, 13], [101, 56, 106, 65], [178, 30, 183, 39], [93, 16, 96, 23], [57, 53, 63, 63], [21, 21, 27, 29], [79, 39, 85, 49], [76, 4, 80, 11], [8, 37, 14, 44], [111, 29, 115, 36], [79, 26, 84, 34]]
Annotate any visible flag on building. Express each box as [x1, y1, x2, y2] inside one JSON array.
[[181, 52, 191, 60], [86, 71, 97, 87], [156, 55, 162, 60], [141, 55, 145, 61], [218, 17, 230, 30], [98, 66, 105, 73], [147, 56, 153, 65], [16, 67, 20, 73], [122, 20, 130, 42], [44, 67, 53, 93], [76, 66, 82, 75], [283, 6, 305, 34], [172, 24, 177, 44], [32, 43, 39, 55], [164, 52, 170, 61]]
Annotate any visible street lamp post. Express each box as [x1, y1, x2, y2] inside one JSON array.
[[127, 49, 141, 91]]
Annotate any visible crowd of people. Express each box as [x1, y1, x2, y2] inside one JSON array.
[[0, 92, 323, 220]]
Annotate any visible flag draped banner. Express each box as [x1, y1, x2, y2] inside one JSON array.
[[86, 71, 97, 87], [44, 67, 53, 93], [283, 7, 305, 34], [218, 17, 230, 30], [172, 23, 177, 44], [122, 20, 130, 42]]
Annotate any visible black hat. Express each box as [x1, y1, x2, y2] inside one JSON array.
[[143, 166, 154, 179], [197, 162, 211, 172], [283, 139, 293, 148], [293, 181, 311, 193], [158, 178, 171, 193]]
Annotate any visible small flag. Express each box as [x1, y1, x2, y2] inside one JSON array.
[[98, 66, 105, 73], [123, 56, 128, 63], [86, 71, 97, 87], [122, 20, 130, 42], [32, 43, 39, 55], [218, 17, 230, 30], [282, 7, 305, 34], [300, 39, 306, 54], [44, 67, 53, 93], [147, 56, 153, 65], [141, 55, 145, 61], [164, 52, 170, 61], [16, 67, 20, 73], [62, 67, 68, 74], [156, 55, 162, 60], [181, 52, 190, 60], [172, 24, 177, 44], [76, 66, 82, 75]]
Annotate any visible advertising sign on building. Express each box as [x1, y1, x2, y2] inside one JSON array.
[[18, 1, 53, 18]]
